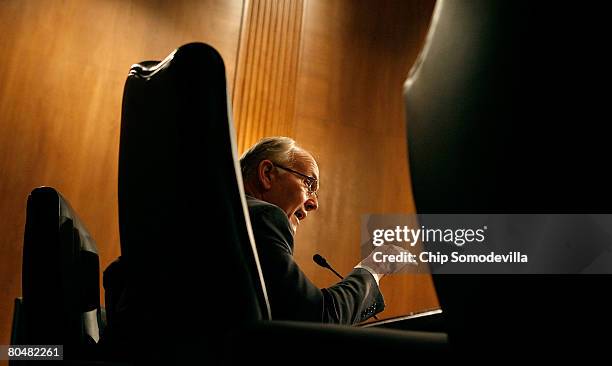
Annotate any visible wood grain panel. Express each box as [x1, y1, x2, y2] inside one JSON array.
[[0, 0, 439, 348], [291, 0, 439, 320], [0, 0, 243, 348], [233, 0, 305, 153]]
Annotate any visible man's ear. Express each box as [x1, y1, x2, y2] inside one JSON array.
[[257, 160, 275, 190]]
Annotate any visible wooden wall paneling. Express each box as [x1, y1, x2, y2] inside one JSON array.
[[0, 0, 244, 348], [1, 0, 441, 349], [292, 0, 440, 320], [233, 0, 305, 153]]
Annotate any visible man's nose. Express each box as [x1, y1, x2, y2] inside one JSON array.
[[305, 196, 318, 211]]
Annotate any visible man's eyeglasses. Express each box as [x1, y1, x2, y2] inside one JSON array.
[[273, 163, 319, 198]]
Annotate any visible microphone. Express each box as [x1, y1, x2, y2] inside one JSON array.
[[312, 253, 379, 321], [313, 254, 344, 279]]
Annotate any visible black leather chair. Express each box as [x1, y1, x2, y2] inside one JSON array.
[[403, 0, 611, 357], [116, 42, 270, 362], [14, 186, 103, 361], [115, 42, 448, 363]]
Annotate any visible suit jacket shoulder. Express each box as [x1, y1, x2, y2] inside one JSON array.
[[247, 197, 294, 254]]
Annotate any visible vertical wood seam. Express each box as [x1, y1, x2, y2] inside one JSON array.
[[233, 0, 305, 152]]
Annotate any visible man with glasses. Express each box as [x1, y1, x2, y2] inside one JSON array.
[[240, 136, 385, 324]]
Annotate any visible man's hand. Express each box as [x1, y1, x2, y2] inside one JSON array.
[[358, 244, 418, 278]]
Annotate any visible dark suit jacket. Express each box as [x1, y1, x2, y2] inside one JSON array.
[[247, 196, 384, 324]]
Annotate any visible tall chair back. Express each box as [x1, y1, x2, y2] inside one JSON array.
[[403, 0, 611, 356], [20, 187, 101, 359], [118, 42, 270, 361]]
